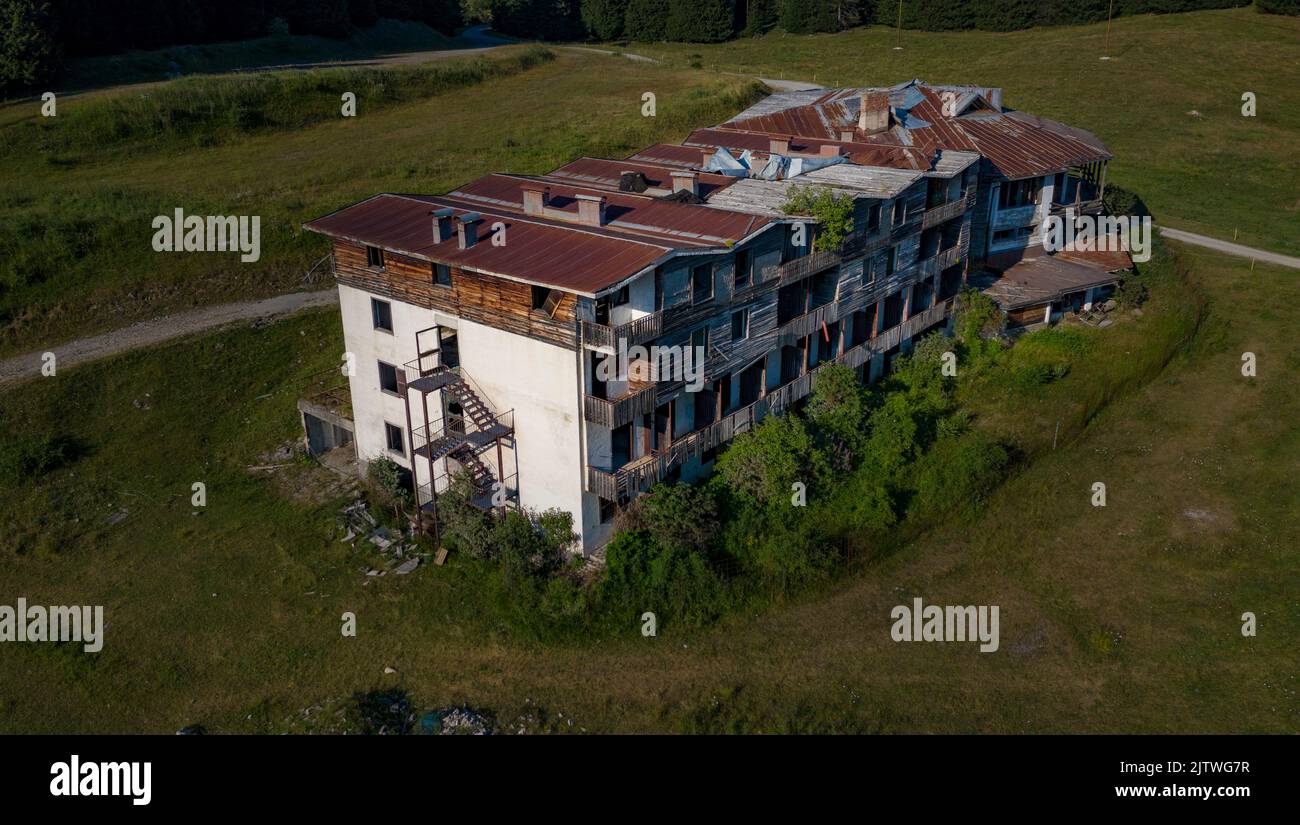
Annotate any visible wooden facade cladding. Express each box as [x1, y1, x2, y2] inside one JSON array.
[[332, 240, 579, 349], [586, 298, 955, 498]]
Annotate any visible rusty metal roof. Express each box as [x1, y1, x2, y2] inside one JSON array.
[[721, 80, 1112, 179], [304, 171, 770, 296], [304, 193, 675, 296], [981, 251, 1128, 310], [546, 157, 739, 200]]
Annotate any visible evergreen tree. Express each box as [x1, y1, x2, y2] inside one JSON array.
[[581, 0, 629, 39], [0, 0, 59, 98], [665, 0, 734, 42], [624, 0, 669, 41]]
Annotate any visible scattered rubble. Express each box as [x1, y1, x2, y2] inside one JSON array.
[[419, 706, 492, 735], [338, 498, 431, 578]]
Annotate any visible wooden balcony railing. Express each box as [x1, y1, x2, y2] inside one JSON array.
[[922, 190, 976, 229], [583, 382, 657, 428], [585, 298, 954, 498]]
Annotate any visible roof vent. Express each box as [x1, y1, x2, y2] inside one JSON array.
[[521, 184, 550, 216], [839, 129, 855, 142], [431, 207, 455, 244], [670, 171, 699, 197], [574, 194, 606, 227], [456, 212, 482, 250], [769, 135, 791, 155]]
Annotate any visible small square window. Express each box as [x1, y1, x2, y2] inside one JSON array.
[[692, 263, 713, 303], [384, 422, 405, 455], [433, 263, 452, 287], [531, 285, 550, 310], [366, 246, 385, 269], [371, 298, 393, 333], [599, 497, 616, 524], [378, 361, 400, 395], [730, 308, 749, 341], [867, 203, 881, 230]]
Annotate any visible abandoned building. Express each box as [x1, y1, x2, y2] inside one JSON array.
[[303, 79, 1130, 552]]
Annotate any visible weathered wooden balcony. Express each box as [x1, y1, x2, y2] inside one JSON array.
[[585, 299, 954, 498], [922, 190, 976, 229], [583, 380, 657, 428]]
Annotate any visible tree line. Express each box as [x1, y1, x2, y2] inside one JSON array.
[[0, 0, 462, 96], [493, 0, 1257, 43]]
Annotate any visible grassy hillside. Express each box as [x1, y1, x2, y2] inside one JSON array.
[[0, 244, 1293, 734], [0, 49, 763, 357], [56, 19, 461, 93], [616, 7, 1300, 259]]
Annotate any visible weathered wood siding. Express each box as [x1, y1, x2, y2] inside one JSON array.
[[332, 240, 578, 349]]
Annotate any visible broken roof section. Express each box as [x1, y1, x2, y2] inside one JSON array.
[[980, 249, 1132, 310], [719, 79, 1112, 179]]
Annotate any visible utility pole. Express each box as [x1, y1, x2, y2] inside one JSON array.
[[895, 0, 904, 50]]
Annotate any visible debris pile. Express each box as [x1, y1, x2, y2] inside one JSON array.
[[419, 706, 492, 736], [337, 498, 427, 577]]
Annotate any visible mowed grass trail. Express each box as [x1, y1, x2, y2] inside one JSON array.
[[616, 7, 1300, 259], [0, 49, 764, 357], [0, 245, 1293, 733]]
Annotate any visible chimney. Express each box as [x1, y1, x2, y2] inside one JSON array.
[[858, 92, 890, 135], [456, 212, 481, 250], [431, 207, 455, 243], [574, 193, 606, 227], [819, 144, 842, 158], [839, 129, 855, 142], [521, 184, 549, 216], [701, 147, 715, 168], [670, 171, 699, 197], [769, 135, 790, 155]]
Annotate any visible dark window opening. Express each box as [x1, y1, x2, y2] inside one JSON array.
[[531, 285, 550, 310], [366, 246, 385, 269], [734, 249, 751, 289], [433, 263, 452, 287], [378, 361, 400, 395], [384, 422, 405, 455], [730, 308, 749, 341], [692, 262, 713, 303], [371, 298, 393, 332]]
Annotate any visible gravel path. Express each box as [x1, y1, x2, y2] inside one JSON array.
[[0, 290, 337, 386]]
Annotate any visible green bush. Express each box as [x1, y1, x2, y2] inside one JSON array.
[[716, 412, 826, 507], [0, 0, 59, 99], [640, 482, 720, 556], [0, 433, 79, 486], [599, 529, 723, 627], [908, 431, 1009, 520], [780, 185, 855, 251]]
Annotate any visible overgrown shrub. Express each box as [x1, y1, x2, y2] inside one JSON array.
[[908, 430, 1009, 520], [780, 185, 855, 251], [365, 455, 413, 512], [0, 434, 80, 486]]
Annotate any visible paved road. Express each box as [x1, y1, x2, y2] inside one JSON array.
[[1159, 227, 1300, 270], [0, 290, 338, 386]]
